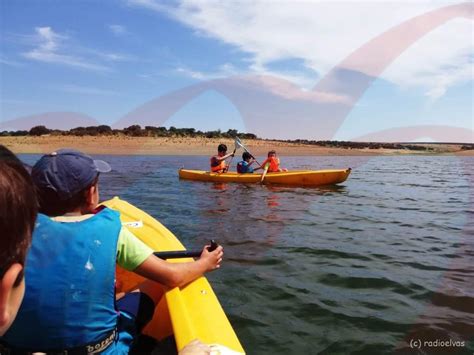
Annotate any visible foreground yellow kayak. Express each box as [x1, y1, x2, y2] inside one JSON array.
[[102, 197, 245, 354], [179, 168, 351, 186]]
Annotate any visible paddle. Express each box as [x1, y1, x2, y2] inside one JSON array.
[[260, 164, 269, 183], [235, 137, 261, 166], [154, 240, 218, 259], [224, 139, 239, 172]]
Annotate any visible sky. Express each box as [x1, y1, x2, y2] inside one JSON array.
[[0, 0, 472, 141]]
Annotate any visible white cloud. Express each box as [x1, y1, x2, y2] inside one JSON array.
[[0, 56, 24, 67], [53, 84, 120, 96], [175, 66, 207, 80], [175, 61, 319, 89], [175, 62, 239, 80], [93, 51, 134, 62], [108, 24, 128, 36], [22, 27, 109, 71], [127, 0, 171, 13], [240, 76, 353, 104], [130, 0, 473, 100], [381, 18, 473, 101], [173, 64, 351, 104]]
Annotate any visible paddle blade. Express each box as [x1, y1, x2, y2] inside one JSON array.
[[234, 137, 243, 151]]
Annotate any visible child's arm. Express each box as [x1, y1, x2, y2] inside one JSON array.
[[133, 245, 223, 289], [117, 228, 223, 289], [216, 152, 234, 161], [253, 158, 267, 171]]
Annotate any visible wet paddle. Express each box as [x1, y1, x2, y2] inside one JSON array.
[[154, 240, 218, 259]]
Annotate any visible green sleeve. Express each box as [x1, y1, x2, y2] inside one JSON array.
[[116, 227, 154, 271]]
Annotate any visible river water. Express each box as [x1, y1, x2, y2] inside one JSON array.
[[20, 154, 474, 354]]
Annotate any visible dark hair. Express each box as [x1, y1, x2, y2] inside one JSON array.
[[0, 151, 38, 286], [0, 145, 23, 164], [37, 175, 99, 217], [218, 144, 227, 153], [268, 150, 276, 157], [0, 145, 32, 173], [242, 152, 252, 160]]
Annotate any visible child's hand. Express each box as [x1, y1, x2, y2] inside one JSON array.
[[199, 245, 224, 271], [179, 339, 211, 355]]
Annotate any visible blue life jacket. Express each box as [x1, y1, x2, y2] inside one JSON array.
[[237, 161, 253, 173], [3, 208, 121, 351]]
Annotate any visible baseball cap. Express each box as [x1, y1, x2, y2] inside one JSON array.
[[32, 149, 111, 200]]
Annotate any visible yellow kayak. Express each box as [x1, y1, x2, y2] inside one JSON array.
[[102, 197, 245, 354], [179, 168, 351, 186]]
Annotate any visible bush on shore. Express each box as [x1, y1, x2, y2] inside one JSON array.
[[1, 125, 258, 140]]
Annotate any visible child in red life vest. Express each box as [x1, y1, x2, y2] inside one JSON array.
[[257, 150, 288, 173]]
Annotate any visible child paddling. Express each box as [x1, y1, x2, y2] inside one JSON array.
[[255, 150, 287, 182], [210, 144, 234, 173], [236, 152, 257, 173]]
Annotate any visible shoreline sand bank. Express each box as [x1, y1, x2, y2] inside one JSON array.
[[1, 136, 472, 156]]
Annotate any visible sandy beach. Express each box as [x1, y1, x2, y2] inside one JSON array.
[[1, 136, 472, 156]]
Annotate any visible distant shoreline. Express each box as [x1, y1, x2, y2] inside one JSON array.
[[1, 136, 472, 156]]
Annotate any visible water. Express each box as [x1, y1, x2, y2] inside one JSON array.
[[20, 155, 474, 354]]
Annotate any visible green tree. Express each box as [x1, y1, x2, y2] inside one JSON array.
[[29, 125, 50, 136]]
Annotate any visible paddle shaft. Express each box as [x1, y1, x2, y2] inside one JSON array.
[[260, 165, 269, 183], [225, 149, 237, 172], [248, 151, 261, 167], [237, 139, 262, 166], [154, 240, 218, 259]]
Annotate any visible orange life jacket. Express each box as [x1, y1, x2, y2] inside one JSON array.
[[210, 156, 226, 172], [263, 157, 280, 172]]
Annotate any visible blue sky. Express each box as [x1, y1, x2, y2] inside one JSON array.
[[0, 0, 472, 141]]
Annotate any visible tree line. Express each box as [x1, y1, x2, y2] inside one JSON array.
[[2, 125, 471, 151], [286, 139, 473, 151], [0, 125, 258, 139], [287, 139, 434, 151]]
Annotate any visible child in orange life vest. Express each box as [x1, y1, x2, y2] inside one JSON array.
[[257, 150, 288, 173], [210, 144, 234, 173]]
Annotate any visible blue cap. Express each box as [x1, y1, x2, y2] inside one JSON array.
[[32, 149, 111, 200]]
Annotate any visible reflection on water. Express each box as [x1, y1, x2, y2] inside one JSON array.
[[211, 182, 228, 191], [18, 154, 474, 354]]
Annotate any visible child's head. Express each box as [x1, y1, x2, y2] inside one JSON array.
[[242, 152, 252, 161], [217, 144, 227, 156], [268, 150, 277, 158], [0, 149, 37, 335], [32, 149, 111, 216], [0, 145, 21, 162]]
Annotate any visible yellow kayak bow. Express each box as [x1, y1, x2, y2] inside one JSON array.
[[102, 197, 245, 354]]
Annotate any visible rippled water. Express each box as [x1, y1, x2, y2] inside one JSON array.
[[20, 155, 474, 354]]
